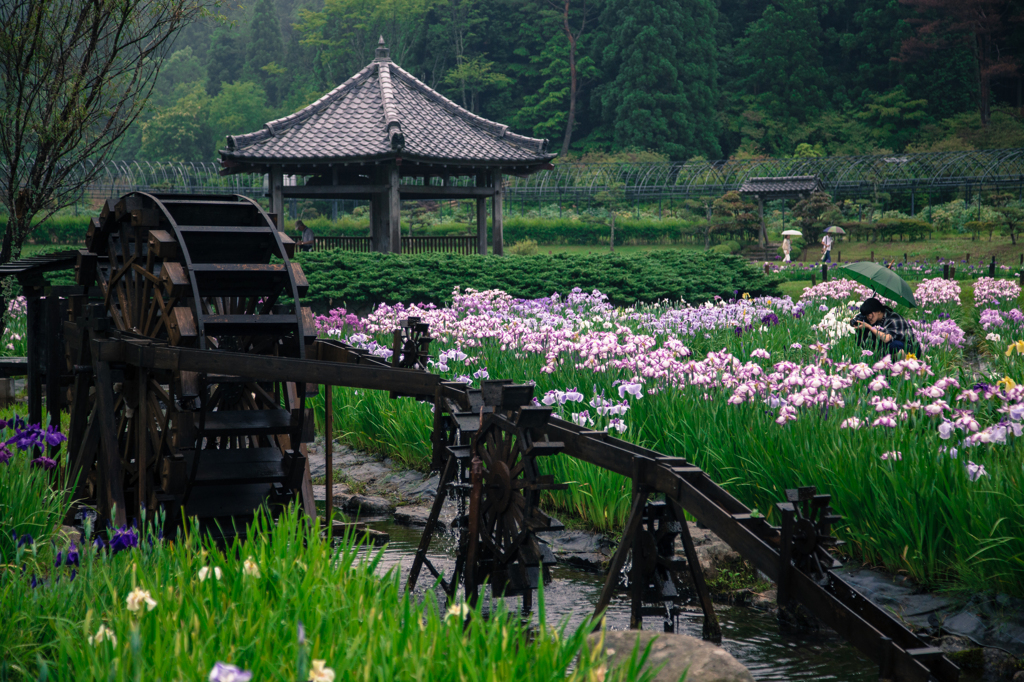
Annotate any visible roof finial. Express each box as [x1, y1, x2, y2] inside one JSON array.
[[375, 36, 390, 61]]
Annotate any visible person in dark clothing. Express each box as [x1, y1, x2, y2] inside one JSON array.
[[850, 297, 916, 355], [298, 220, 315, 252]]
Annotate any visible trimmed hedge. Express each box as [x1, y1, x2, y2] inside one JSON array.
[[288, 216, 706, 246], [295, 250, 782, 311], [0, 215, 92, 244]]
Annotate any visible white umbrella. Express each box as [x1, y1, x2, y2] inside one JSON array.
[[781, 230, 802, 237]]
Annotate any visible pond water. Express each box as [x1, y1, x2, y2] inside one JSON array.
[[346, 517, 876, 682]]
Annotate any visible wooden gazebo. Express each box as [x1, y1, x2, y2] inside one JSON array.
[[218, 38, 555, 255], [739, 175, 825, 248]]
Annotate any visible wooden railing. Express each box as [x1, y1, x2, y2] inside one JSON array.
[[312, 237, 371, 253], [402, 236, 477, 255], [312, 236, 478, 255]]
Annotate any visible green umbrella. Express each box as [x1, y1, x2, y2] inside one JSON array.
[[839, 261, 917, 308]]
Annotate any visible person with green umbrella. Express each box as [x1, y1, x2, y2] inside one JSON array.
[[850, 298, 917, 356]]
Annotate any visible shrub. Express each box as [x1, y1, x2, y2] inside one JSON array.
[[507, 239, 540, 255], [710, 240, 740, 254], [295, 250, 782, 311]]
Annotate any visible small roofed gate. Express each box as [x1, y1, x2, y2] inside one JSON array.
[[218, 38, 555, 256]]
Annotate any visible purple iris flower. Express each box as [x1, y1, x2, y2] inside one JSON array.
[[208, 663, 253, 682], [0, 446, 12, 465], [109, 526, 139, 554], [30, 574, 37, 589], [93, 536, 106, 551], [734, 326, 743, 337], [66, 544, 79, 566], [30, 456, 57, 470], [54, 551, 62, 568], [43, 426, 66, 447], [761, 312, 780, 326], [16, 533, 34, 548]]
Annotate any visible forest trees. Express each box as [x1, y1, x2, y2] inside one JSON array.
[[898, 0, 1021, 126], [45, 0, 1024, 165], [594, 0, 720, 159]]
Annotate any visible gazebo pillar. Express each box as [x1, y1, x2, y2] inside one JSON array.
[[387, 163, 401, 254], [269, 167, 284, 230], [476, 172, 488, 255], [491, 169, 504, 256], [757, 196, 766, 248]]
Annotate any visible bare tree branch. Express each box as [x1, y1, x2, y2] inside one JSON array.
[[0, 0, 212, 331]]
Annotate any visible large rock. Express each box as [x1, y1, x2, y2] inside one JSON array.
[[344, 494, 395, 516], [589, 631, 753, 682], [393, 504, 453, 529]]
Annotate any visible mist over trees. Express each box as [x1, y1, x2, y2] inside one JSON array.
[[122, 0, 1024, 163]]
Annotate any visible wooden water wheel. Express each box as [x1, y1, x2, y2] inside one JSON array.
[[408, 381, 567, 611], [66, 192, 315, 533]]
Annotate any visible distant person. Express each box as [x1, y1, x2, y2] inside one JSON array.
[[850, 298, 916, 356], [297, 220, 315, 252], [821, 232, 833, 263], [782, 236, 792, 262]]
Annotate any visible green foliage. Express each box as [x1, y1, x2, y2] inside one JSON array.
[[791, 192, 839, 233], [594, 0, 720, 159], [733, 0, 828, 123], [854, 87, 930, 152], [245, 0, 286, 106], [1, 504, 634, 682], [507, 239, 540, 255], [296, 250, 782, 309], [139, 83, 211, 161]]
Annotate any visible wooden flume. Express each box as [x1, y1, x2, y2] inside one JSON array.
[[31, 192, 959, 682]]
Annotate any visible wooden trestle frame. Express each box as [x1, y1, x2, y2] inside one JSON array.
[[22, 192, 958, 682]]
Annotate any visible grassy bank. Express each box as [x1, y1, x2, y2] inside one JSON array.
[[1, 454, 643, 682]]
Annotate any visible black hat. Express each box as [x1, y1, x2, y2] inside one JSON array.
[[860, 298, 887, 315]]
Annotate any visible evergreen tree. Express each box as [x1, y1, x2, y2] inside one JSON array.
[[733, 0, 828, 122], [206, 27, 245, 97], [246, 0, 286, 106], [594, 0, 720, 159]]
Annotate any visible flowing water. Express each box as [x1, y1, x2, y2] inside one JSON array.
[[346, 517, 876, 682]]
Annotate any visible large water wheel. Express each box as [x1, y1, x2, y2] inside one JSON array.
[[66, 192, 315, 534]]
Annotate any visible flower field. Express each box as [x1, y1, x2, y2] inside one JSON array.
[[316, 277, 1024, 597]]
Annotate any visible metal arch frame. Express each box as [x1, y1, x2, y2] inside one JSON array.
[[11, 150, 1022, 206]]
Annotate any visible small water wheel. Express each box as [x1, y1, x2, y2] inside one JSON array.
[[408, 381, 566, 611], [66, 192, 315, 533]]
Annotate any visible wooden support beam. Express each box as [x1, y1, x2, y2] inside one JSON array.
[[388, 164, 401, 254], [107, 342, 440, 396], [281, 185, 384, 199], [491, 169, 504, 256], [269, 167, 284, 231], [398, 184, 494, 198], [476, 197, 487, 255]]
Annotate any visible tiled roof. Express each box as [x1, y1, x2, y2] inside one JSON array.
[[738, 175, 824, 196], [221, 40, 553, 166]]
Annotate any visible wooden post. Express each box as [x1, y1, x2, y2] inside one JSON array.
[[476, 198, 487, 255], [388, 163, 401, 254], [25, 290, 43, 426], [269, 167, 284, 231], [943, 263, 950, 280], [822, 263, 828, 282], [325, 385, 333, 524], [870, 251, 874, 262], [44, 295, 62, 434], [491, 169, 504, 256], [757, 197, 766, 249], [966, 253, 970, 264], [811, 274, 816, 287], [989, 257, 996, 278], [137, 365, 148, 518]]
